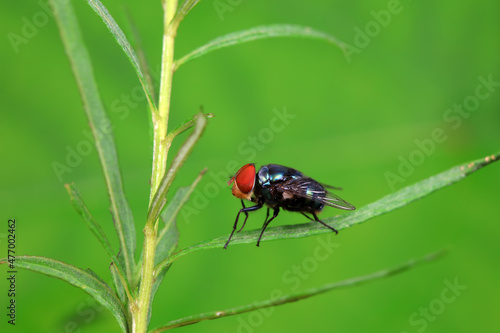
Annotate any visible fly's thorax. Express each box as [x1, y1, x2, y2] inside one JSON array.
[[257, 164, 305, 207], [252, 175, 277, 206], [257, 165, 271, 186], [251, 179, 267, 205], [258, 164, 303, 185]]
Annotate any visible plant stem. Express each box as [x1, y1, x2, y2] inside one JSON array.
[[135, 0, 179, 332], [150, 0, 179, 200], [134, 223, 157, 333]]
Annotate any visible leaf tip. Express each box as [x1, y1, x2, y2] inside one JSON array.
[[461, 151, 500, 175], [425, 248, 449, 262]]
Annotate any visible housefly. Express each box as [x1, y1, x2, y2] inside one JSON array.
[[225, 163, 355, 249]]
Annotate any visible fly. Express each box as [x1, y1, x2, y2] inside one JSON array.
[[225, 163, 355, 248]]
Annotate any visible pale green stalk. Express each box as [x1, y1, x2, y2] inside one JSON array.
[[150, 0, 179, 198], [134, 1, 179, 332]]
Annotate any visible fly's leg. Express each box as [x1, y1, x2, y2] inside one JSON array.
[[300, 212, 313, 221], [224, 202, 263, 249], [261, 207, 270, 227], [311, 211, 338, 235], [237, 202, 268, 232], [256, 208, 279, 247], [237, 200, 249, 232]]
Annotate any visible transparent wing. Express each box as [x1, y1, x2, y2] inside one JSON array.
[[321, 183, 343, 190], [279, 177, 356, 210]]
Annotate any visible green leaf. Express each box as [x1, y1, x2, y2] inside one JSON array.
[[155, 151, 499, 272], [51, 0, 136, 281], [155, 219, 179, 267], [124, 9, 158, 106], [65, 183, 132, 304], [166, 113, 214, 144], [84, 0, 157, 112], [170, 0, 202, 30], [154, 113, 213, 189], [134, 169, 205, 299], [147, 263, 172, 326], [0, 256, 128, 333], [64, 184, 117, 264], [110, 262, 127, 304], [156, 168, 206, 265], [147, 113, 208, 225], [174, 24, 348, 71], [141, 171, 208, 326], [149, 250, 446, 332], [147, 171, 206, 323]]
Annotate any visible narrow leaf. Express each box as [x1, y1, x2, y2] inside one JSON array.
[[166, 113, 214, 143], [84, 0, 157, 112], [110, 262, 127, 304], [155, 219, 179, 266], [150, 220, 180, 303], [149, 250, 446, 332], [147, 113, 207, 225], [148, 171, 206, 319], [158, 113, 214, 182], [147, 263, 172, 326], [156, 168, 206, 263], [0, 256, 128, 333], [135, 170, 205, 289], [51, 0, 136, 280], [174, 24, 348, 71], [125, 8, 158, 106], [65, 183, 131, 301], [156, 151, 499, 272], [64, 183, 117, 264], [170, 0, 202, 30]]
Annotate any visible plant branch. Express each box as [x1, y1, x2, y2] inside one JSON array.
[[149, 249, 446, 332]]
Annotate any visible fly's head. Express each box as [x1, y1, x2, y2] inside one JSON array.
[[228, 163, 256, 201]]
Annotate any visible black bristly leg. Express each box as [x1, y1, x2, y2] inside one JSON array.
[[256, 207, 280, 247], [262, 207, 270, 227], [224, 202, 263, 249], [237, 200, 249, 233], [300, 212, 313, 221], [311, 211, 338, 235]]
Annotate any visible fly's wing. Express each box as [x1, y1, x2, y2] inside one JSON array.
[[279, 177, 356, 210], [321, 183, 343, 190]]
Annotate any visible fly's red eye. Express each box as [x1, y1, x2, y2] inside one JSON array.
[[234, 163, 255, 193]]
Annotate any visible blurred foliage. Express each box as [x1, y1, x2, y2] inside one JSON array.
[[0, 0, 499, 332]]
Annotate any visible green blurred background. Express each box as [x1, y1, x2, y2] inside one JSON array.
[[1, 0, 499, 332]]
